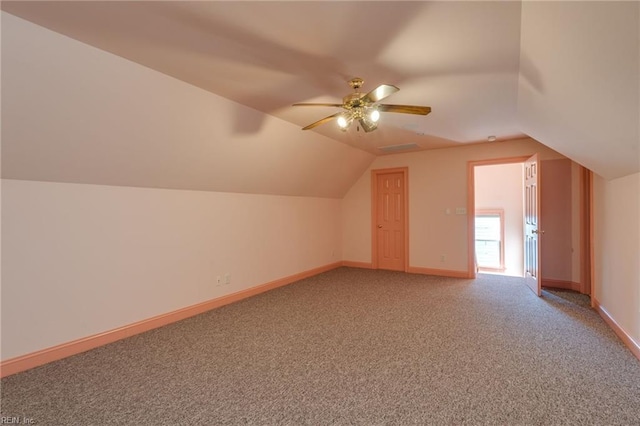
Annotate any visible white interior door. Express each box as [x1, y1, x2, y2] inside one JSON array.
[[375, 172, 406, 271], [524, 154, 542, 296]]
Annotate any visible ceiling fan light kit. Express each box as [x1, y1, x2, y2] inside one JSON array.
[[293, 77, 431, 132], [338, 106, 380, 133]]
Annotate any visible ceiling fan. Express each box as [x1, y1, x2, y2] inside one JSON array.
[[293, 77, 431, 133]]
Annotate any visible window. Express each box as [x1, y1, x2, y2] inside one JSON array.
[[475, 209, 505, 271]]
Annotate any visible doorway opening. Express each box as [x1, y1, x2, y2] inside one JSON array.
[[468, 156, 530, 279], [474, 163, 525, 277], [467, 156, 593, 297]]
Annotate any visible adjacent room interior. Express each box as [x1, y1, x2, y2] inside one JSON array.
[[474, 162, 525, 277]]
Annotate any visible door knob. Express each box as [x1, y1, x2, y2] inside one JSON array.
[[377, 225, 383, 228], [532, 229, 545, 234]]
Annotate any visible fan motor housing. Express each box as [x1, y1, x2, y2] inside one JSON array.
[[343, 92, 367, 109]]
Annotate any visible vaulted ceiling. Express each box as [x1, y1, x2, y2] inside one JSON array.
[[1, 1, 638, 192]]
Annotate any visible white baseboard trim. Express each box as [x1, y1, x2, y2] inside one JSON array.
[[542, 278, 582, 292], [593, 298, 640, 362], [342, 261, 471, 278], [407, 266, 472, 279], [341, 261, 374, 269]]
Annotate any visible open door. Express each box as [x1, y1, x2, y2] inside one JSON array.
[[524, 154, 542, 296]]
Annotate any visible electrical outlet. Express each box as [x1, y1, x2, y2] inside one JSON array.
[[224, 273, 231, 285], [440, 254, 446, 263], [216, 275, 222, 286]]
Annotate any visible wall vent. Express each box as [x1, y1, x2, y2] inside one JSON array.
[[378, 143, 420, 153]]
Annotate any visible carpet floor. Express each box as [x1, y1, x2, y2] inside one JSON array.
[[1, 267, 639, 425]]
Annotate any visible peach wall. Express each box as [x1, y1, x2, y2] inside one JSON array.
[[1, 179, 342, 361], [342, 138, 566, 273], [474, 163, 524, 276], [592, 172, 640, 346]]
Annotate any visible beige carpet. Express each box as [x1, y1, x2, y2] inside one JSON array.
[[1, 267, 639, 425]]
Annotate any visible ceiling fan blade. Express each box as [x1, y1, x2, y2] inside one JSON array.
[[302, 112, 342, 130], [378, 104, 432, 115], [292, 103, 344, 107], [360, 84, 399, 104]]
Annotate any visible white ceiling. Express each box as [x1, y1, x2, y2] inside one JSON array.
[[1, 1, 638, 181]]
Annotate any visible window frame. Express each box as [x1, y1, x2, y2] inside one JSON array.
[[474, 208, 506, 272]]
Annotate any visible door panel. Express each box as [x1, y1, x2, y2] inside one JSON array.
[[375, 171, 406, 271], [524, 154, 542, 296]]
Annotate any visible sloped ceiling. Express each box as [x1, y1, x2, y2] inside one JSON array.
[[518, 1, 639, 179], [1, 11, 374, 198], [1, 1, 638, 197]]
